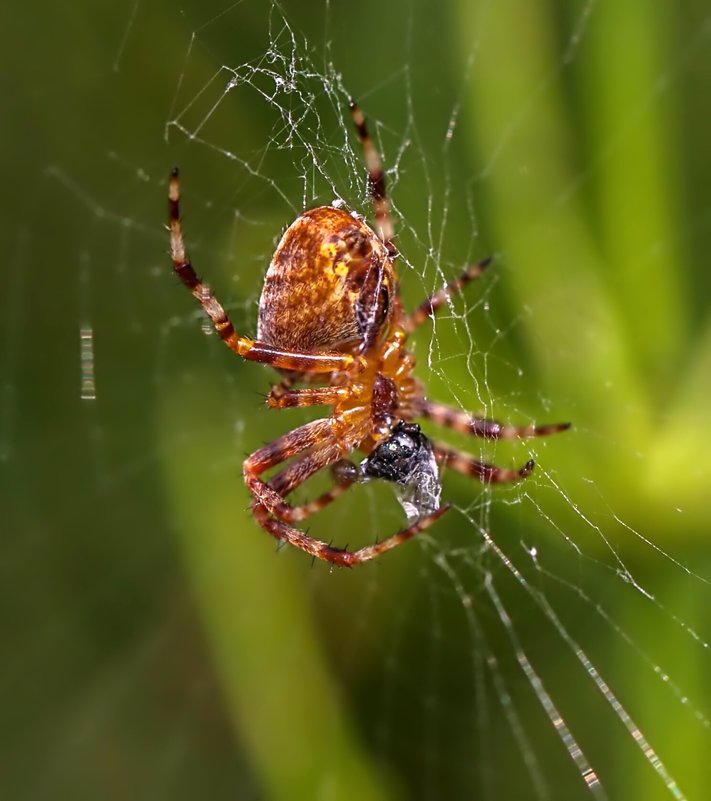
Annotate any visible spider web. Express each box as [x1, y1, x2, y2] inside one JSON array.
[[4, 0, 711, 799]]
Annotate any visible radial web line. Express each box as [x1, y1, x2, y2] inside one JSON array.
[[483, 570, 606, 798], [533, 475, 710, 650], [432, 549, 549, 800], [484, 532, 687, 800], [535, 561, 711, 732], [538, 471, 646, 594]]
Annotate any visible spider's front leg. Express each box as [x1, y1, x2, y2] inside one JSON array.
[[244, 419, 450, 566], [243, 419, 353, 555], [168, 169, 360, 375], [267, 456, 358, 523], [244, 418, 383, 565]]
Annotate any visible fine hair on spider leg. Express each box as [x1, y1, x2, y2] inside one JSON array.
[[167, 102, 570, 566]]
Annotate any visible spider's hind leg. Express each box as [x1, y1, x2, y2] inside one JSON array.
[[403, 257, 492, 334], [433, 441, 535, 484], [423, 400, 571, 440]]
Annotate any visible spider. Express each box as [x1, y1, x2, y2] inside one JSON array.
[[168, 100, 570, 567]]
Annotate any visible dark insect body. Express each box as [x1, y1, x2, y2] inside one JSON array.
[[360, 422, 441, 524], [168, 100, 570, 567]]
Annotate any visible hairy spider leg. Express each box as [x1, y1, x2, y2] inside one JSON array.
[[169, 168, 360, 374], [422, 400, 571, 440], [348, 102, 400, 354], [268, 456, 358, 523], [252, 502, 449, 567], [243, 419, 450, 566], [402, 257, 493, 334], [266, 374, 297, 403], [349, 100, 394, 254], [339, 504, 450, 566], [433, 442, 535, 484], [244, 419, 342, 513], [266, 386, 349, 409], [266, 372, 328, 404]]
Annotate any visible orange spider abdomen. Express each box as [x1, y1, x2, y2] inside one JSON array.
[[257, 206, 394, 353]]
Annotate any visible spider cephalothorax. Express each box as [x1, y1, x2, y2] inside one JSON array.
[[168, 100, 570, 567]]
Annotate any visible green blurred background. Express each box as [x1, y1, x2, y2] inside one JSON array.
[[3, 0, 711, 799]]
